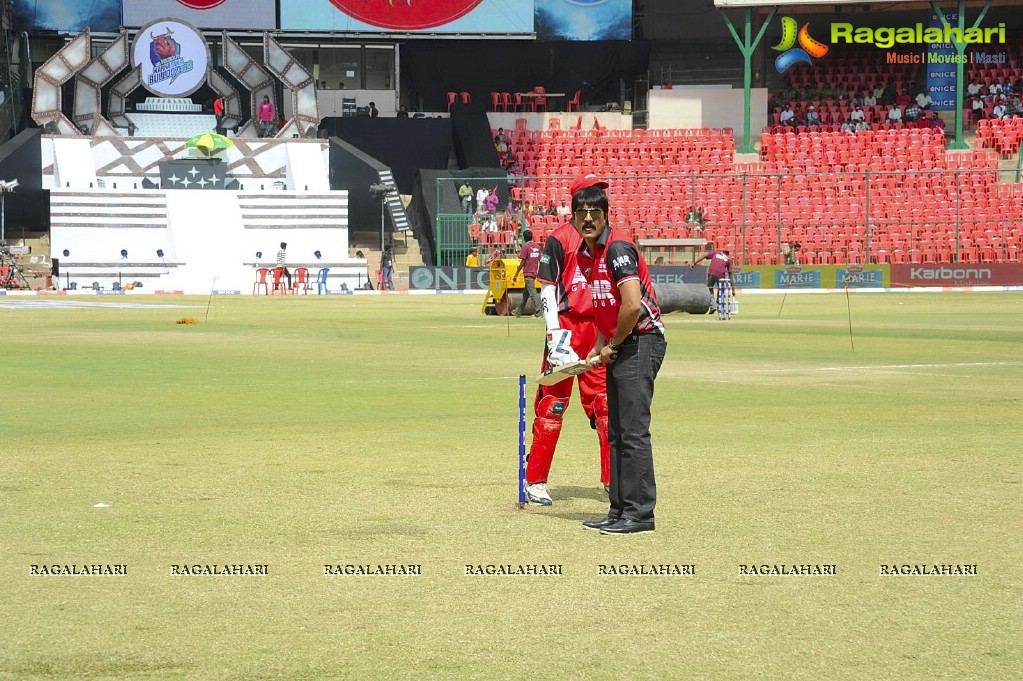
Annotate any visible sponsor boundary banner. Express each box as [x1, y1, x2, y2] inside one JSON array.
[[891, 263, 1023, 287]]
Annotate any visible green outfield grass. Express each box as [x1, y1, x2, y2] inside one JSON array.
[[1, 291, 1021, 680]]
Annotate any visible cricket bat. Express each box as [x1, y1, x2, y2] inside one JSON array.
[[536, 357, 599, 386]]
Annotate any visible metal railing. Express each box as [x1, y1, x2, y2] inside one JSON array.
[[434, 169, 1023, 267]]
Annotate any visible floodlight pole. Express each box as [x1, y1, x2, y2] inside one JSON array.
[[720, 6, 777, 154], [930, 0, 992, 151]]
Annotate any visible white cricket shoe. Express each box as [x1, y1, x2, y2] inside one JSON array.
[[524, 482, 553, 506]]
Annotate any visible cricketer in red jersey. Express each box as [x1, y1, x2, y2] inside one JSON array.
[[520, 174, 612, 506], [573, 181, 666, 535]]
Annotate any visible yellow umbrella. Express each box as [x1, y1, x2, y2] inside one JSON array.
[[185, 132, 234, 157]]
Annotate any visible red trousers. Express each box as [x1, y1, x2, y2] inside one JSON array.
[[525, 314, 610, 486]]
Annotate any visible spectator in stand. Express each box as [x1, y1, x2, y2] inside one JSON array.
[[494, 128, 509, 165], [840, 120, 855, 134], [849, 105, 865, 123], [1005, 95, 1022, 118], [992, 97, 1007, 119], [904, 103, 920, 123], [967, 79, 982, 97], [849, 93, 862, 107], [862, 91, 876, 107], [806, 105, 821, 127], [476, 186, 490, 215], [873, 83, 887, 104], [971, 95, 985, 118], [854, 118, 870, 132], [458, 180, 473, 214], [779, 103, 796, 126], [895, 90, 911, 108], [915, 90, 933, 110], [989, 81, 1003, 97], [556, 200, 571, 217], [368, 102, 379, 117], [924, 110, 945, 133], [887, 105, 903, 123], [397, 105, 409, 118], [483, 187, 500, 214]]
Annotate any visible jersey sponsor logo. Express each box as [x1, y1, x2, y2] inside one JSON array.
[[590, 280, 615, 301], [539, 254, 550, 263], [612, 254, 632, 270]]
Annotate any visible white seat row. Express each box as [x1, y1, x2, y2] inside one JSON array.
[[135, 97, 202, 113], [125, 113, 217, 138]]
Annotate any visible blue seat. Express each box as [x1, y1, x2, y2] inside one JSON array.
[[315, 267, 330, 294]]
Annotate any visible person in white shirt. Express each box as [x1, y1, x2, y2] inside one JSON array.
[[915, 91, 933, 109], [989, 82, 1002, 96], [967, 81, 982, 97], [850, 106, 865, 122], [862, 92, 876, 106], [887, 106, 902, 122], [779, 105, 795, 126], [992, 100, 1007, 119]]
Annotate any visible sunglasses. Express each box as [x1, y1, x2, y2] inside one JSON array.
[[573, 208, 605, 221]]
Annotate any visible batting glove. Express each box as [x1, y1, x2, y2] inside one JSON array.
[[546, 329, 579, 367]]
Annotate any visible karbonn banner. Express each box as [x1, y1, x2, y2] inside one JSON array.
[[123, 0, 276, 30], [131, 19, 210, 98], [891, 263, 1023, 287], [281, 0, 533, 34]]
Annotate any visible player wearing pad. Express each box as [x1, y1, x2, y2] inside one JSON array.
[[522, 173, 611, 506]]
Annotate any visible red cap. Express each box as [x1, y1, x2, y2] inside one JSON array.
[[569, 172, 609, 197]]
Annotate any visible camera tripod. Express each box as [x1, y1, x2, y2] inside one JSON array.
[[0, 247, 31, 290]]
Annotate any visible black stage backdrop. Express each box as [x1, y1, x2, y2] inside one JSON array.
[[401, 40, 651, 113], [0, 129, 50, 234], [450, 102, 500, 170], [320, 117, 452, 195], [409, 167, 508, 266]]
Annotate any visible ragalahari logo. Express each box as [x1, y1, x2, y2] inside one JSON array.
[[773, 17, 829, 73]]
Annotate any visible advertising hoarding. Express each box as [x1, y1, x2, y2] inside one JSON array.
[[122, 0, 276, 30], [281, 0, 533, 34]]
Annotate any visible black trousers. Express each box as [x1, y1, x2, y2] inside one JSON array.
[[606, 332, 666, 522]]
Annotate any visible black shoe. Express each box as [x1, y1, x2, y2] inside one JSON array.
[[582, 514, 620, 530], [600, 518, 655, 535]]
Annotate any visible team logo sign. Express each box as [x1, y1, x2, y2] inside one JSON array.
[[131, 19, 209, 97], [772, 16, 829, 73], [328, 0, 484, 30]]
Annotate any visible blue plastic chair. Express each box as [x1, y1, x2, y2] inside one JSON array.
[[315, 267, 330, 294]]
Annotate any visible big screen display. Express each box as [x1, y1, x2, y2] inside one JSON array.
[[12, 0, 121, 32], [281, 0, 534, 34], [122, 0, 276, 30]]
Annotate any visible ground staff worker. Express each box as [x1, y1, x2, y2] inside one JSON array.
[[521, 174, 613, 506], [573, 176, 666, 535]]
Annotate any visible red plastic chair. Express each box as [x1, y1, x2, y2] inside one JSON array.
[[270, 267, 291, 295], [446, 92, 457, 112], [500, 92, 513, 112], [459, 91, 471, 105], [252, 267, 270, 295], [532, 86, 547, 112], [292, 267, 310, 295], [565, 89, 581, 112], [490, 92, 504, 112]]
